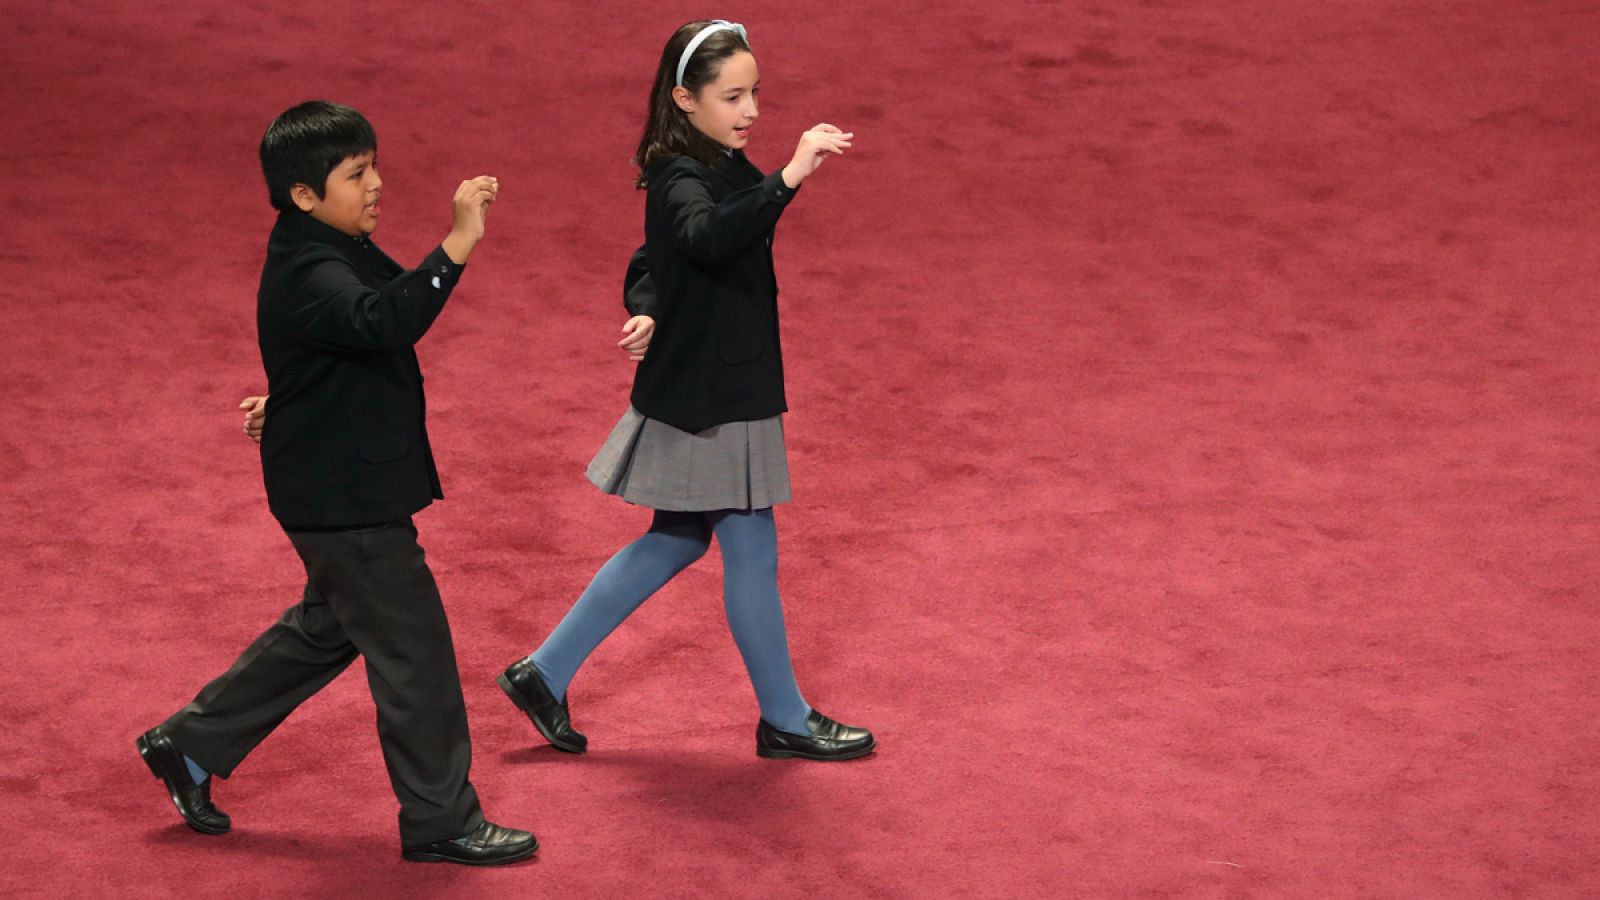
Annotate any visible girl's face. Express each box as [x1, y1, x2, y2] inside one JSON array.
[[675, 50, 760, 150]]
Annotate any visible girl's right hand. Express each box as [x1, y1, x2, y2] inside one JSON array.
[[619, 315, 655, 362], [781, 124, 853, 189]]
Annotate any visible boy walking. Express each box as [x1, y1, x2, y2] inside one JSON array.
[[137, 100, 533, 866]]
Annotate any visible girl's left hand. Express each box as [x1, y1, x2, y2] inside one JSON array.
[[619, 315, 655, 361], [782, 124, 853, 188]]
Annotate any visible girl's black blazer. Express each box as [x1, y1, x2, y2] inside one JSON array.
[[624, 151, 800, 434]]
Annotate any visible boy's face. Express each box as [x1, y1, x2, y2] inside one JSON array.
[[292, 151, 381, 236]]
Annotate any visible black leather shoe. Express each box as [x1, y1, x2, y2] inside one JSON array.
[[497, 658, 586, 753], [136, 726, 231, 834], [402, 820, 538, 866], [756, 710, 876, 761]]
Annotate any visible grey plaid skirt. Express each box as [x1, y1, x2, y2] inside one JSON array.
[[586, 406, 792, 511]]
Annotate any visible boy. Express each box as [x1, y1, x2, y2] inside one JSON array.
[[137, 100, 534, 866]]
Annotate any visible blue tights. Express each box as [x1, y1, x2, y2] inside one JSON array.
[[528, 508, 812, 734]]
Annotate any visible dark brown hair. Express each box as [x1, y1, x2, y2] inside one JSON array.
[[633, 20, 753, 189], [259, 100, 377, 211]]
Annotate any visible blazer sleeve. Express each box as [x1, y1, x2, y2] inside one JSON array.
[[622, 245, 660, 318], [657, 161, 799, 265], [286, 246, 465, 353]]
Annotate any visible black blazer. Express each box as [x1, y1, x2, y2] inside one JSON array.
[[626, 152, 799, 433], [255, 211, 464, 529]]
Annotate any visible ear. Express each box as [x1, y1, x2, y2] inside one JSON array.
[[671, 85, 696, 115], [290, 183, 319, 213]]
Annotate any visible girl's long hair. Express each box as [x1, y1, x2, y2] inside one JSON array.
[[634, 20, 753, 189]]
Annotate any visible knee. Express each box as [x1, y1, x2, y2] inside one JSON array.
[[286, 599, 350, 649], [729, 550, 778, 583]]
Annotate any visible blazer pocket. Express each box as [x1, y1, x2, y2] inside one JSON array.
[[718, 332, 763, 365], [359, 429, 411, 464]]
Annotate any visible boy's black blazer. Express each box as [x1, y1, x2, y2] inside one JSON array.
[[255, 211, 464, 529], [626, 151, 799, 433]]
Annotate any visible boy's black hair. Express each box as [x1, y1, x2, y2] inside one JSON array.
[[634, 21, 752, 189], [259, 100, 378, 211]]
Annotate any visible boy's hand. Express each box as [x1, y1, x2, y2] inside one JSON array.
[[442, 175, 499, 264], [239, 395, 268, 443], [618, 315, 655, 361], [781, 124, 852, 189]]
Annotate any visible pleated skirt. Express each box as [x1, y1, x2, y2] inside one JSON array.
[[586, 406, 792, 511]]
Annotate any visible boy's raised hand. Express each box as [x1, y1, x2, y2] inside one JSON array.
[[781, 124, 853, 189], [442, 175, 499, 264]]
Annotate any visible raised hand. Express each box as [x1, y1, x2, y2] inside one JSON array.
[[442, 175, 499, 263], [781, 124, 853, 189]]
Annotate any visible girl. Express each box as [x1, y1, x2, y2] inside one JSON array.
[[497, 19, 875, 761]]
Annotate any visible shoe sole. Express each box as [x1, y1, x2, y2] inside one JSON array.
[[402, 841, 538, 866], [496, 674, 586, 754], [756, 738, 878, 762], [136, 734, 230, 835]]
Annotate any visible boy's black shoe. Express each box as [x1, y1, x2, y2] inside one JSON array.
[[756, 710, 876, 761], [497, 659, 587, 753], [402, 821, 537, 866], [136, 726, 231, 834]]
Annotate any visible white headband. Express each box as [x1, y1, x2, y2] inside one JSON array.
[[676, 20, 749, 88]]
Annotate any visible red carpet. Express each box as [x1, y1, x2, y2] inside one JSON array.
[[3, 0, 1598, 896]]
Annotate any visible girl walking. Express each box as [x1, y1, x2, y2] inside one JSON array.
[[498, 19, 875, 761]]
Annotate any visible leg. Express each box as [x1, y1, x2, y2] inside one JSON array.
[[709, 507, 812, 734], [164, 581, 359, 777], [144, 548, 360, 834], [288, 521, 483, 848], [529, 509, 711, 700]]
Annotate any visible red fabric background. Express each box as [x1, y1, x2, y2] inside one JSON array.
[[2, 0, 1597, 895]]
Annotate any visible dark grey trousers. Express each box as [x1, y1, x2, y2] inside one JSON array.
[[164, 519, 483, 847]]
